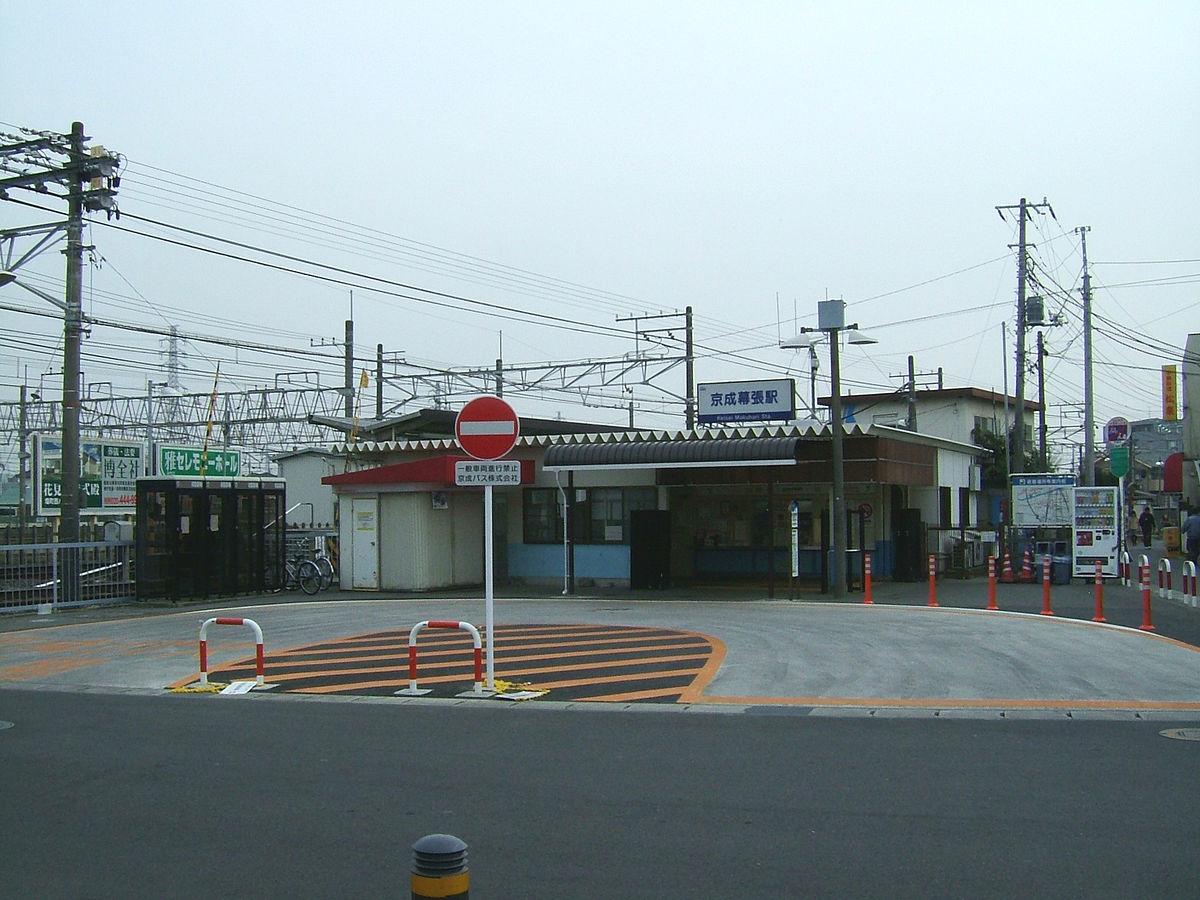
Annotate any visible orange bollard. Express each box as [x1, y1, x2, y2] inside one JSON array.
[[986, 555, 998, 610], [927, 554, 938, 607], [1040, 556, 1054, 616], [1139, 563, 1155, 631], [863, 552, 873, 605], [1092, 561, 1106, 622]]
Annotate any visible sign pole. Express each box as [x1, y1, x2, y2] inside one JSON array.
[[484, 482, 495, 690]]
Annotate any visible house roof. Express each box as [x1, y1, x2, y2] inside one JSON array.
[[310, 407, 622, 441]]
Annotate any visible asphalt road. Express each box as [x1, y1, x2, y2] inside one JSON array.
[[2, 688, 1198, 898]]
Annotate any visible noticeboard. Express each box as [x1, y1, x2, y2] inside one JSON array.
[[34, 434, 144, 516], [1010, 474, 1075, 527]]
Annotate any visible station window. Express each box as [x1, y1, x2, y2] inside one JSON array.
[[523, 486, 656, 545]]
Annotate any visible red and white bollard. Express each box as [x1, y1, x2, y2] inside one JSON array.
[[1092, 560, 1106, 623], [1140, 563, 1156, 631], [927, 554, 938, 607], [986, 555, 998, 610], [863, 553, 873, 605], [1040, 556, 1054, 616], [198, 617, 266, 687], [1158, 558, 1173, 601], [1184, 561, 1198, 608], [397, 620, 487, 697], [1120, 551, 1132, 587]]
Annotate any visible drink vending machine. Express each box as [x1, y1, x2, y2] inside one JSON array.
[[1073, 486, 1120, 577]]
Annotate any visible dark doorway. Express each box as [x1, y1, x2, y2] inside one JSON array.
[[630, 509, 671, 589]]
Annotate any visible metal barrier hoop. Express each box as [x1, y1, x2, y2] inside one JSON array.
[[1157, 558, 1173, 600], [1185, 561, 1198, 608], [199, 617, 266, 687], [397, 620, 487, 698]]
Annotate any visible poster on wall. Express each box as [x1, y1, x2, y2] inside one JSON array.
[[34, 434, 144, 516]]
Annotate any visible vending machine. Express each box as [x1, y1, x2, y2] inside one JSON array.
[[1073, 486, 1120, 577]]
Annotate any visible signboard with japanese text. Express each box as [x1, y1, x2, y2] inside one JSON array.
[[34, 434, 144, 516], [156, 445, 242, 478], [697, 379, 795, 425], [1010, 473, 1076, 527], [454, 460, 523, 486]]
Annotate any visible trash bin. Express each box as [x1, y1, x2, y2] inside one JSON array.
[[1051, 556, 1072, 584]]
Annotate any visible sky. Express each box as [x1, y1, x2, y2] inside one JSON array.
[[2, 2, 1198, 472]]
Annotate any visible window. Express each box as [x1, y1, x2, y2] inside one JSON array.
[[524, 486, 657, 545], [523, 488, 564, 544]]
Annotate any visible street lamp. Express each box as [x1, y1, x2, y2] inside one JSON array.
[[782, 299, 877, 598]]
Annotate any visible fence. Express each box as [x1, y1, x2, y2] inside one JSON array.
[[0, 541, 135, 613]]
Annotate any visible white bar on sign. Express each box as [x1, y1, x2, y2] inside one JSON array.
[[460, 421, 516, 435]]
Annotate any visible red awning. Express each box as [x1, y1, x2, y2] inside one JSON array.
[[322, 455, 534, 486]]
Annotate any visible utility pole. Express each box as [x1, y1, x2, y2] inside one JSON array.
[[1078, 226, 1095, 486], [60, 122, 86, 546], [996, 197, 1054, 473], [685, 306, 695, 429], [343, 319, 354, 418], [1037, 331, 1048, 468], [907, 355, 917, 431]]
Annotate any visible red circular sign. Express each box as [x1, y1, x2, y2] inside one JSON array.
[[455, 396, 520, 460]]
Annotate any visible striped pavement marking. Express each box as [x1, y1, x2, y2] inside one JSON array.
[[168, 623, 726, 703]]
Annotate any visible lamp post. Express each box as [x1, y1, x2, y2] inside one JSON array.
[[782, 299, 876, 598]]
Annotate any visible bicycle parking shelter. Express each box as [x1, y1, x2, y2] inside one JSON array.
[[135, 476, 286, 601]]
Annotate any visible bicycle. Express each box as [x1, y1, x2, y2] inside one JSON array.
[[313, 553, 337, 591], [282, 555, 323, 595]]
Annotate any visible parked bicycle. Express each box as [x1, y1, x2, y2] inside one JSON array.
[[281, 555, 323, 595], [313, 553, 337, 591]]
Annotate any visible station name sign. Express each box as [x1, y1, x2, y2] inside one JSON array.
[[697, 378, 795, 425]]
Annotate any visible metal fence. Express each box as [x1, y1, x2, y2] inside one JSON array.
[[0, 541, 135, 613]]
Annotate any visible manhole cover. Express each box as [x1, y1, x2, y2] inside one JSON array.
[[1159, 728, 1200, 742]]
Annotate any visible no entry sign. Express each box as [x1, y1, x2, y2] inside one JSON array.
[[455, 396, 519, 460]]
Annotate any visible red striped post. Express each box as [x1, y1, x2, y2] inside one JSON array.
[[1140, 563, 1156, 631], [197, 617, 266, 687], [863, 553, 873, 605], [927, 554, 938, 607], [1092, 561, 1106, 622], [1040, 556, 1054, 616], [986, 554, 998, 610]]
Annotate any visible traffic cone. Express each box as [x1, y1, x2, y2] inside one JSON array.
[[1018, 547, 1034, 583], [1000, 551, 1015, 584]]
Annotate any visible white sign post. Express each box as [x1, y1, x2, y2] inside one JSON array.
[[454, 396, 520, 691]]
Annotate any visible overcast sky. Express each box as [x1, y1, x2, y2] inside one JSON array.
[[2, 2, 1198, 464]]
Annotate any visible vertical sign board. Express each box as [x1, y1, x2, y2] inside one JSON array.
[[455, 396, 520, 691], [34, 434, 144, 516], [1163, 365, 1179, 420]]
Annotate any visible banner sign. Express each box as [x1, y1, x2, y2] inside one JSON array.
[[34, 434, 144, 516], [697, 379, 795, 425], [1163, 365, 1179, 420], [156, 445, 242, 477]]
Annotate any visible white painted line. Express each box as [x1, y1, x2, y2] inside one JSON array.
[[460, 420, 516, 435]]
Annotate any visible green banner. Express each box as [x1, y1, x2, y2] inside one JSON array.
[[1109, 445, 1129, 478], [156, 445, 241, 477]]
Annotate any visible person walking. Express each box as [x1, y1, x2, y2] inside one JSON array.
[[1182, 509, 1200, 566], [1138, 505, 1156, 548], [1126, 507, 1139, 552]]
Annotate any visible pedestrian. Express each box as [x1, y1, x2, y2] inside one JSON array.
[[1138, 505, 1156, 548], [1182, 509, 1200, 566], [1126, 508, 1139, 551]]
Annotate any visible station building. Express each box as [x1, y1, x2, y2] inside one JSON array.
[[321, 411, 985, 594]]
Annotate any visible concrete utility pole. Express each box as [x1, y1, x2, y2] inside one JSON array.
[[996, 197, 1054, 473], [907, 355, 917, 431], [343, 319, 354, 418], [1037, 331, 1048, 468], [60, 122, 86, 545], [1078, 226, 1095, 486]]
